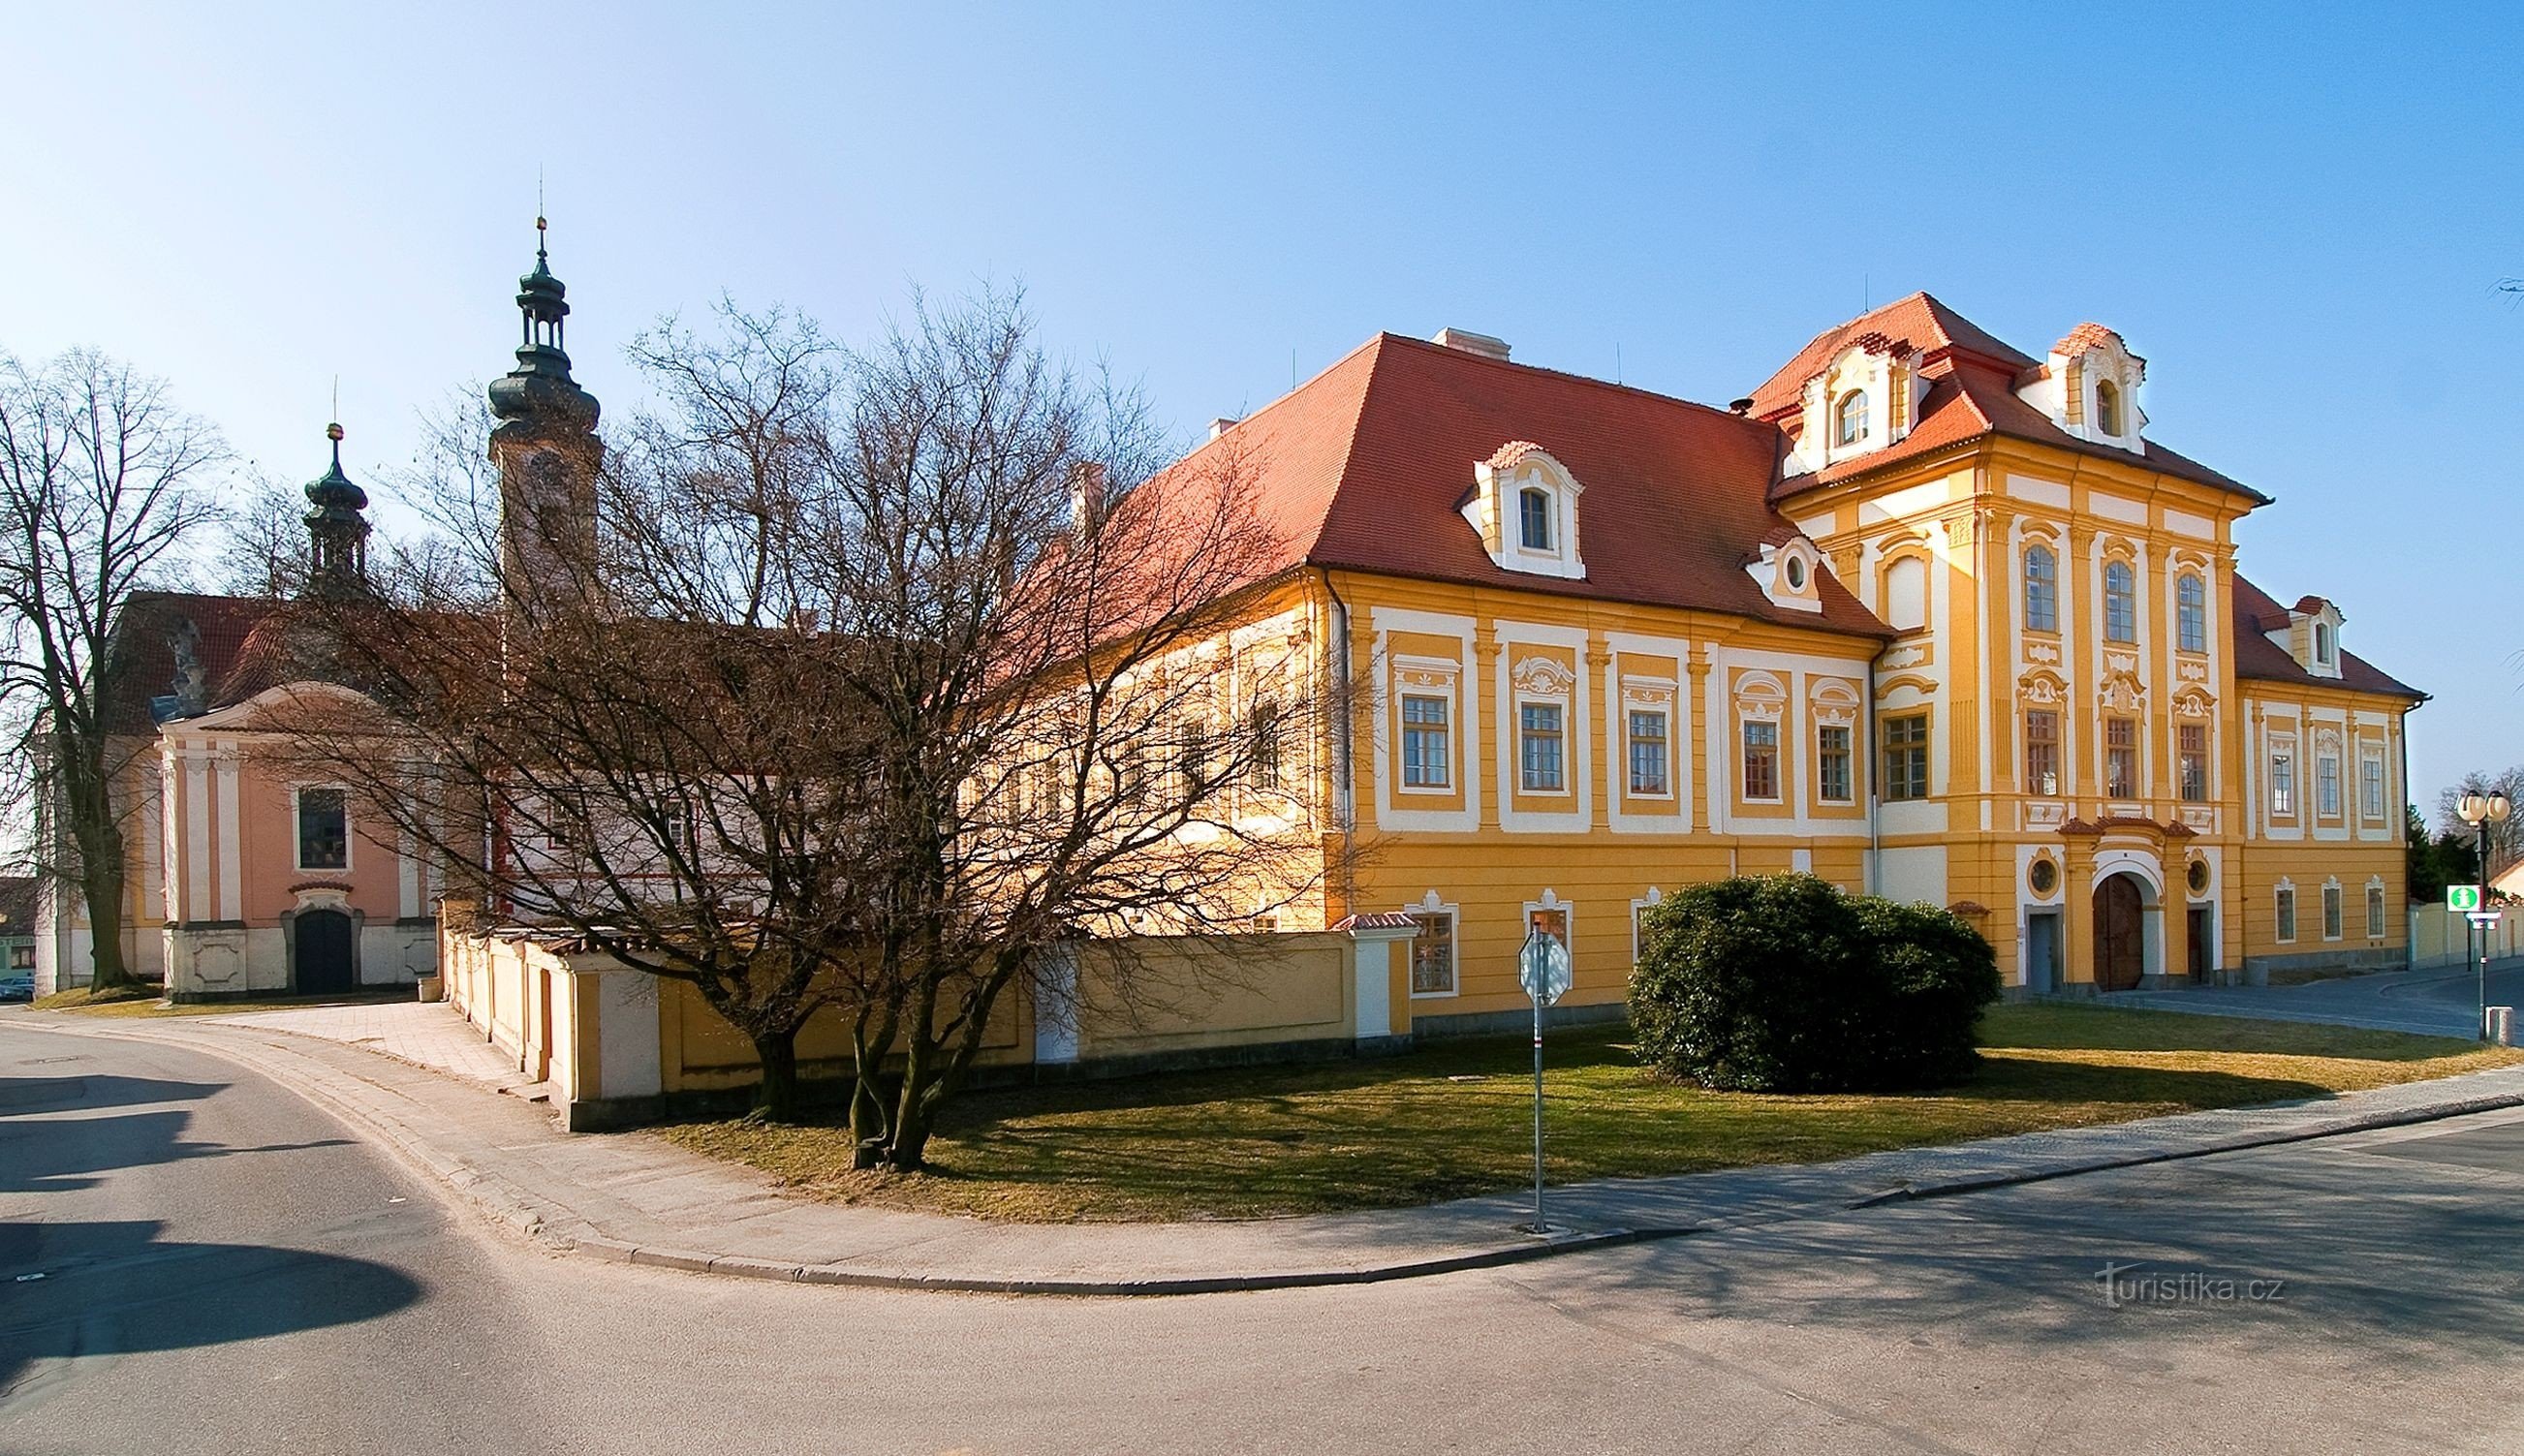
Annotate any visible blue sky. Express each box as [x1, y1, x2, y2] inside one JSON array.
[[4, 3, 2516, 808]]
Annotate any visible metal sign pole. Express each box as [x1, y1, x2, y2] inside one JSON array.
[[1531, 965, 1545, 1233]]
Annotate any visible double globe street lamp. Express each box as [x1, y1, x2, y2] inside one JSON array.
[[2455, 790, 2512, 1041]]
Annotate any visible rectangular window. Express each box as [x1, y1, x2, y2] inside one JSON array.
[[1527, 906, 1570, 952], [2104, 718, 2137, 799], [2318, 755, 2342, 818], [1519, 703, 1566, 792], [2024, 710, 2060, 796], [1400, 694, 1450, 789], [2322, 883, 2344, 941], [2366, 883, 2386, 939], [2361, 755, 2385, 819], [2275, 886, 2297, 943], [296, 788, 348, 871], [1408, 911, 1456, 996], [1741, 721, 1779, 801], [1882, 714, 1929, 801], [2270, 751, 2295, 817], [1247, 700, 1283, 790], [2178, 723, 2208, 803], [10, 945, 32, 970], [1817, 725, 1853, 804], [1627, 709, 1669, 795]]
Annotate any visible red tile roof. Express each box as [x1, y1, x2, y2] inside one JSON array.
[[102, 591, 287, 734], [1748, 292, 2036, 419], [1748, 294, 2270, 507], [2230, 575, 2421, 700], [1182, 333, 1889, 638]]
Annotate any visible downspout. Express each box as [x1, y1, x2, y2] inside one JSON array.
[[1318, 568, 1357, 914], [1864, 652, 1882, 895], [2401, 693, 2423, 970]]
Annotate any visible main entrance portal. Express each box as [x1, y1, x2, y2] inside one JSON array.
[[2093, 875, 2146, 993]]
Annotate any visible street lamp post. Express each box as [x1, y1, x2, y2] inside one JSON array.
[[2455, 790, 2512, 1041]]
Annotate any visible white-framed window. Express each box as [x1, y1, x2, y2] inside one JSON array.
[[2366, 880, 2386, 940], [1630, 886, 1666, 972], [1626, 709, 1669, 796], [2322, 881, 2344, 941], [2269, 746, 2296, 818], [1882, 713, 1930, 801], [2024, 544, 2059, 633], [2314, 621, 2335, 666], [296, 786, 350, 872], [1817, 724, 1853, 803], [2103, 561, 2137, 643], [1400, 693, 1450, 790], [2360, 752, 2385, 820], [2275, 881, 2297, 944], [2176, 573, 2206, 653], [1741, 720, 1780, 802], [1519, 702, 1566, 792], [2178, 723, 2209, 803], [1517, 487, 1552, 550], [1407, 900, 1458, 998], [2318, 752, 2342, 818], [1246, 698, 1284, 791], [1834, 389, 1868, 446], [2103, 717, 2138, 800], [2096, 379, 2124, 436], [1523, 892, 1574, 973]]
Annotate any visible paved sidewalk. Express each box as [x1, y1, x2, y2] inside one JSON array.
[[201, 999, 537, 1093], [2101, 957, 2524, 1038], [15, 1006, 2524, 1296]]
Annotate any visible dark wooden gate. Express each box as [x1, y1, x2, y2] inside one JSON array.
[[2093, 877, 2146, 992], [294, 910, 356, 994]]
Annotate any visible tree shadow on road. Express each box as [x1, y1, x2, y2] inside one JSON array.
[[0, 1219, 422, 1395], [0, 1073, 226, 1118], [0, 1107, 353, 1193]]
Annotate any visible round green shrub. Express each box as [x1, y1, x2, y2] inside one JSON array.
[[1630, 874, 1998, 1093]]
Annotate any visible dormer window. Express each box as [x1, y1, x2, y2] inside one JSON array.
[[1464, 442, 1585, 580], [1518, 487, 1552, 550], [2020, 323, 2147, 452], [1784, 556, 1806, 591], [2268, 595, 2346, 679], [1834, 390, 1868, 447], [2095, 380, 2123, 436], [2315, 621, 2335, 666], [1748, 532, 1825, 613]]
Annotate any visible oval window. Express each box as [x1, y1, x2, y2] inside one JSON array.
[[1785, 556, 1807, 590], [2188, 858, 2211, 895], [2029, 858, 2059, 896]]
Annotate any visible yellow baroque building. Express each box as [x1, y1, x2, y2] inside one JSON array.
[[1204, 297, 2420, 1034]]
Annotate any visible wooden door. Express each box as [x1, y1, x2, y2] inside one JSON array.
[[2187, 907, 2212, 981], [294, 910, 356, 994], [2093, 878, 2145, 992]]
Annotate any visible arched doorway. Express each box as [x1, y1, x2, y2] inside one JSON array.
[[2093, 875, 2147, 993], [294, 910, 356, 994]]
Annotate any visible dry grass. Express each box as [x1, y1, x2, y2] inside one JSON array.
[[25, 985, 412, 1017], [655, 1002, 2523, 1223]]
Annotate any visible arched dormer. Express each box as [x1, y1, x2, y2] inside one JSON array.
[[1462, 442, 1585, 580], [1744, 527, 1826, 614], [2020, 322, 2147, 452], [1783, 335, 1930, 478]]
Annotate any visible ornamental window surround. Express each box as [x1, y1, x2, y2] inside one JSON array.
[[2104, 717, 2138, 800], [2366, 881, 2387, 939], [1741, 721, 1780, 802], [2179, 723, 2209, 803], [2269, 741, 2297, 818], [1408, 901, 1457, 997], [1517, 487, 1552, 551], [1519, 702, 1566, 792], [2275, 882, 2297, 943]]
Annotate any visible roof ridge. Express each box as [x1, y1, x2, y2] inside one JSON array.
[[1370, 330, 1773, 428]]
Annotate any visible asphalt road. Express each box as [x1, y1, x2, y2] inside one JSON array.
[[2104, 957, 2524, 1037], [6, 1020, 2524, 1455]]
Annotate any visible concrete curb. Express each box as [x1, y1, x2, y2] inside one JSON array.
[[16, 1008, 2524, 1298]]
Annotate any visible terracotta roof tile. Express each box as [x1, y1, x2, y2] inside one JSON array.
[[2230, 575, 2420, 700], [1178, 334, 1888, 637], [1748, 292, 2037, 418], [103, 591, 287, 734]]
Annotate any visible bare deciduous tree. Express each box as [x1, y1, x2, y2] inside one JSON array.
[[0, 349, 224, 991], [282, 290, 1330, 1140], [2439, 765, 2524, 877]]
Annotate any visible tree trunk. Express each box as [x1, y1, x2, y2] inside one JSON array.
[[74, 811, 135, 993], [750, 1024, 801, 1122]]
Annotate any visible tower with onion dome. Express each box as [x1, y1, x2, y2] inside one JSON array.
[[486, 215, 603, 605]]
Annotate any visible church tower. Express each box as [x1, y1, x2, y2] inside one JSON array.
[[302, 420, 371, 596], [485, 216, 603, 604]]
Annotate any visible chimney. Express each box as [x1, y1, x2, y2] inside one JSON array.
[[1431, 327, 1511, 362], [1208, 417, 1239, 441], [1069, 460, 1108, 540]]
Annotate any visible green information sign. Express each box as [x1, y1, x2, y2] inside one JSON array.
[[2447, 885, 2483, 913]]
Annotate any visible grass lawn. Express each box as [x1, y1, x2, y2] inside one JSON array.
[[22, 985, 413, 1018], [654, 1002, 2523, 1223]]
